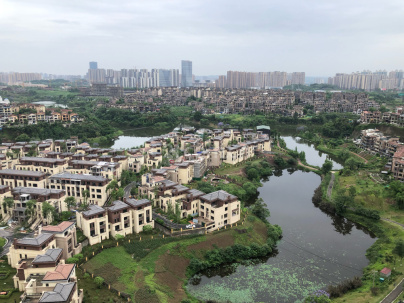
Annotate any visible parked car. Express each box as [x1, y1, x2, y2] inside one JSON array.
[[186, 224, 195, 229]]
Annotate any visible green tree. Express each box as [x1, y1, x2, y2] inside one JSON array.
[[345, 157, 361, 170], [3, 197, 14, 214], [42, 202, 55, 219], [25, 199, 36, 219], [321, 160, 333, 175], [334, 189, 351, 215], [251, 198, 270, 222], [175, 202, 181, 222], [15, 133, 30, 142], [393, 240, 404, 261], [348, 186, 357, 199], [193, 111, 203, 122], [81, 190, 90, 209], [111, 188, 124, 201], [94, 276, 104, 288], [304, 294, 331, 303], [64, 196, 76, 211]]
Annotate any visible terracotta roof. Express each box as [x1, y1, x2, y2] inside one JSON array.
[[42, 221, 75, 233], [43, 264, 75, 281], [380, 267, 391, 275]]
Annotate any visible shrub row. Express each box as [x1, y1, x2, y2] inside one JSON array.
[[0, 288, 17, 300], [353, 206, 380, 220], [188, 243, 274, 276], [326, 276, 362, 298], [0, 271, 10, 280]]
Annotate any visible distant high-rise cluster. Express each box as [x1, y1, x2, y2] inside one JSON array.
[[181, 60, 193, 87], [89, 61, 98, 70], [0, 72, 42, 85], [328, 70, 404, 91], [216, 71, 305, 89], [86, 62, 180, 88]]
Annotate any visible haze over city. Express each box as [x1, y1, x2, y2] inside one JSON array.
[[1, 0, 404, 76]]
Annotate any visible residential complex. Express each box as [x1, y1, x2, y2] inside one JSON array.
[[221, 71, 305, 89], [105, 87, 378, 116], [86, 64, 180, 88], [357, 128, 404, 182], [328, 70, 404, 91], [0, 103, 82, 126], [0, 126, 269, 248], [7, 221, 83, 303]]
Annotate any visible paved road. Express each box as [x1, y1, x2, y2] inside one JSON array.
[[380, 278, 404, 303], [124, 181, 137, 198], [382, 218, 404, 229], [0, 228, 13, 258], [327, 172, 335, 199]]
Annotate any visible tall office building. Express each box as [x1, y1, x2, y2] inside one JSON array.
[[181, 60, 193, 87], [89, 62, 98, 70]]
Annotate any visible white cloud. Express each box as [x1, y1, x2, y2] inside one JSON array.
[[0, 0, 403, 75]]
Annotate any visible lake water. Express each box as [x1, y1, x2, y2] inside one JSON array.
[[32, 101, 68, 108], [109, 127, 173, 149], [282, 136, 343, 169], [111, 136, 151, 149], [187, 141, 375, 302]]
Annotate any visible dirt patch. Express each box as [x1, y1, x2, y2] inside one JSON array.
[[187, 232, 235, 252], [134, 287, 160, 303], [254, 222, 269, 239], [154, 252, 190, 303], [88, 263, 125, 291]]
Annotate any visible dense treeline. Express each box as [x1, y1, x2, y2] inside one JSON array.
[[188, 243, 274, 275], [93, 107, 178, 128], [1, 121, 117, 143]]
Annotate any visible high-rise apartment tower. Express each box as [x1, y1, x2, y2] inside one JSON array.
[[181, 60, 192, 87]]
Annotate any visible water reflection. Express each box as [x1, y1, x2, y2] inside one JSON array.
[[187, 169, 376, 303], [281, 136, 343, 169]]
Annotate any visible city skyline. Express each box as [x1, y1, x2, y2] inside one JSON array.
[[1, 0, 404, 76]]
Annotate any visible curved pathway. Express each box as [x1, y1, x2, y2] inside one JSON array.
[[349, 151, 369, 164], [327, 172, 336, 199]]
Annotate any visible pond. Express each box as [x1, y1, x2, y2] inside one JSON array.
[[109, 127, 173, 149], [187, 143, 375, 302], [31, 101, 68, 108], [281, 136, 343, 169]]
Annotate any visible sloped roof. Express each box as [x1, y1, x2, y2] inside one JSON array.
[[39, 282, 75, 302], [16, 233, 54, 246], [42, 221, 74, 233], [43, 264, 75, 282], [32, 248, 62, 264]]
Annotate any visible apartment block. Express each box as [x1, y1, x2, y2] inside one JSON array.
[[123, 198, 154, 233], [48, 173, 111, 206], [8, 233, 57, 268], [0, 169, 47, 189], [40, 222, 82, 260], [106, 200, 133, 238], [76, 205, 109, 245]]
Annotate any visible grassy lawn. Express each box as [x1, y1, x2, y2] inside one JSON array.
[[214, 159, 262, 177], [82, 214, 267, 303], [332, 170, 404, 225], [0, 257, 22, 302], [333, 220, 404, 303], [77, 268, 127, 303], [0, 237, 6, 248]]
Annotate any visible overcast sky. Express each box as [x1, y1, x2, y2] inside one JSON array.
[[1, 0, 403, 76]]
